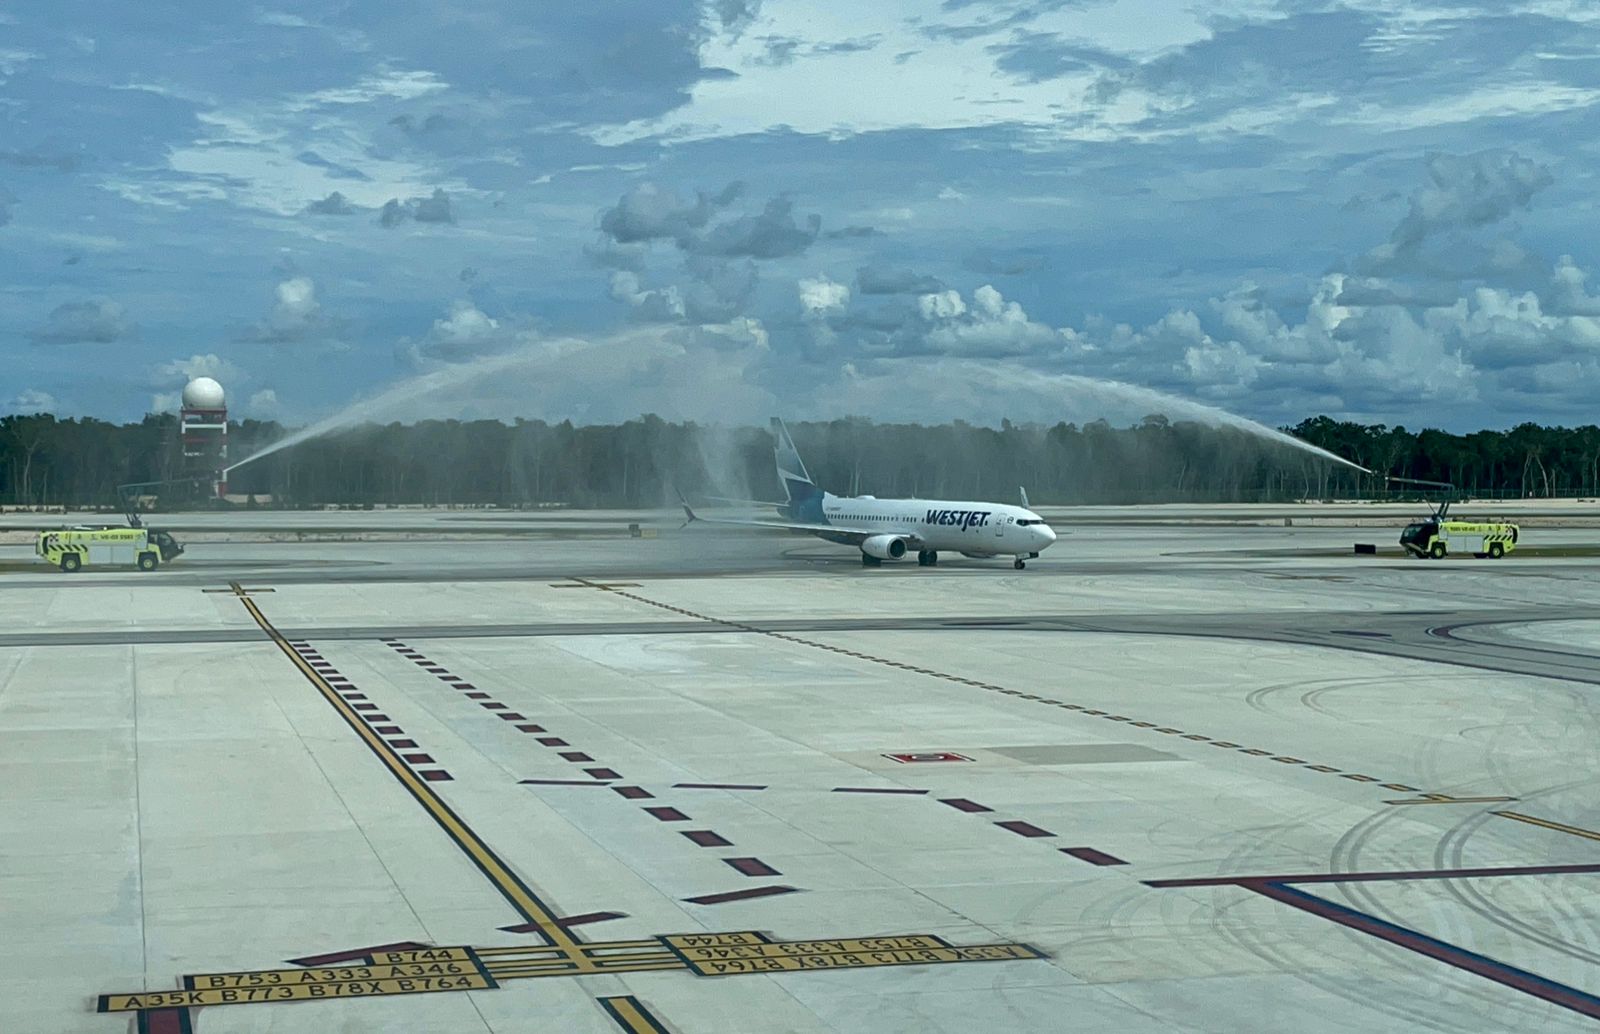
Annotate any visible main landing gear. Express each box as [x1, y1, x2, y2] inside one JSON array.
[[861, 553, 882, 567], [917, 550, 938, 567]]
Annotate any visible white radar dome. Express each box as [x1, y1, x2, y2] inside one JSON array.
[[181, 377, 226, 409]]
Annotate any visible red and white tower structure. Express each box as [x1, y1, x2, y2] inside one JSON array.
[[180, 377, 228, 498]]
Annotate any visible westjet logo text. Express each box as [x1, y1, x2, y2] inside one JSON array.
[[926, 509, 991, 530]]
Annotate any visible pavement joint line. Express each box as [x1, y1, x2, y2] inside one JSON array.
[[596, 586, 1444, 805]]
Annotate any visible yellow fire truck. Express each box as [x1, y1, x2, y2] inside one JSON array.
[[36, 526, 184, 572], [1398, 499, 1518, 559]]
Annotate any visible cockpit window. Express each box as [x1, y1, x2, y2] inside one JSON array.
[[1016, 518, 1041, 526]]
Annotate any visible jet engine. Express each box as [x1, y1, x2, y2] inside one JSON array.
[[861, 534, 908, 560]]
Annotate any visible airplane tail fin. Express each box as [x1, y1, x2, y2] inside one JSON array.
[[771, 418, 822, 520], [1019, 486, 1030, 509]]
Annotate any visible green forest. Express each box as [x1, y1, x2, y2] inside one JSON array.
[[1, 411, 1597, 510]]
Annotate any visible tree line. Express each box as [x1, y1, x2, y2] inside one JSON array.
[[2, 411, 1598, 510]]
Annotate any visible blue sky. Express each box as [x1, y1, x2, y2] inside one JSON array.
[[4, 0, 1600, 431]]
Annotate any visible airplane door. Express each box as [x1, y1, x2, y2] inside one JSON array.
[[995, 516, 1007, 540]]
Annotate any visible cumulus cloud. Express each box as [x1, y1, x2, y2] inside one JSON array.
[[1549, 255, 1600, 317], [798, 275, 850, 316], [858, 266, 944, 295], [305, 190, 358, 215], [7, 388, 56, 413], [692, 197, 820, 259], [609, 271, 687, 323], [919, 284, 1063, 356], [397, 299, 525, 365], [598, 182, 742, 245], [246, 388, 281, 416], [1360, 150, 1553, 277], [235, 277, 338, 343], [378, 187, 456, 227], [152, 353, 242, 384], [28, 299, 132, 343], [596, 184, 821, 262], [713, 0, 762, 39]]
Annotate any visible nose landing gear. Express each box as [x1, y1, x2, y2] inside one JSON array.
[[1013, 557, 1027, 570]]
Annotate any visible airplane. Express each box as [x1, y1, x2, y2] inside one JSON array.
[[681, 418, 1058, 569]]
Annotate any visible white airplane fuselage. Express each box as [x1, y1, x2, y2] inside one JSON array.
[[813, 492, 1057, 557]]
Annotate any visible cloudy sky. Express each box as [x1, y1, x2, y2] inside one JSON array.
[[4, 0, 1600, 431]]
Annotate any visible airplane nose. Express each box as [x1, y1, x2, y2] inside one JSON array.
[[1036, 524, 1057, 548]]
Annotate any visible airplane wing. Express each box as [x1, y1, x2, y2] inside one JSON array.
[[679, 500, 922, 547]]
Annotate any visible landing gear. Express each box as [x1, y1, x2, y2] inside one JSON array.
[[861, 553, 882, 567], [1013, 557, 1027, 570], [917, 550, 938, 567]]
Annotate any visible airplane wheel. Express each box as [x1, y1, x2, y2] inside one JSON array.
[[1013, 558, 1026, 570], [861, 553, 882, 567], [917, 550, 938, 566]]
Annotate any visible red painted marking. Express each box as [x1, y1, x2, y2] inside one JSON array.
[[614, 786, 653, 799], [287, 941, 429, 966], [586, 768, 621, 780], [684, 885, 799, 905], [683, 830, 733, 847], [726, 857, 780, 877], [402, 753, 435, 764], [884, 752, 974, 763], [996, 820, 1055, 838], [481, 702, 508, 710], [673, 782, 767, 791], [537, 737, 569, 746], [342, 693, 367, 700], [559, 751, 593, 762], [425, 666, 447, 673], [454, 683, 477, 690], [368, 714, 390, 722], [465, 692, 490, 699], [352, 703, 378, 711], [1061, 847, 1127, 866], [140, 1008, 188, 1034], [374, 726, 403, 736], [389, 739, 418, 749], [645, 806, 689, 822], [940, 798, 993, 813], [832, 786, 929, 795], [498, 911, 627, 933], [516, 724, 545, 733], [499, 713, 526, 721], [420, 770, 453, 782]]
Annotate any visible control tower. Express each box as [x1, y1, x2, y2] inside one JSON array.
[[179, 377, 228, 498]]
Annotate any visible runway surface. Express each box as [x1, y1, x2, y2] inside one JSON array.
[[7, 509, 1600, 1033]]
